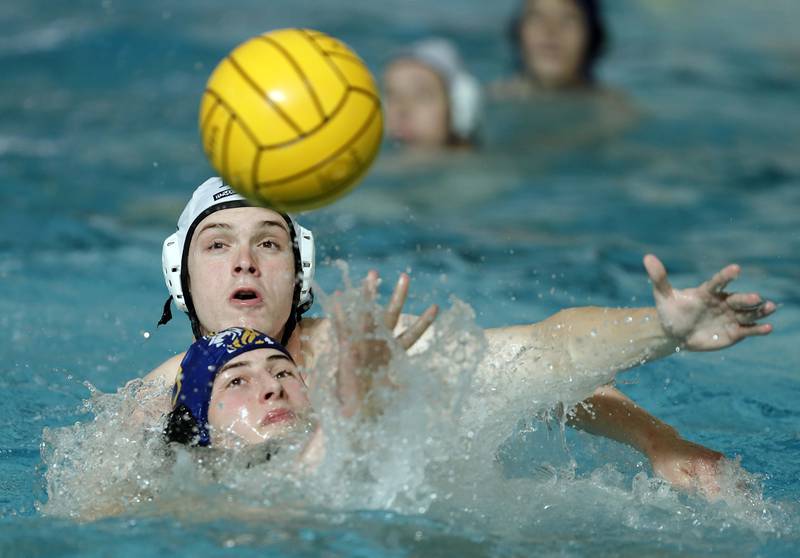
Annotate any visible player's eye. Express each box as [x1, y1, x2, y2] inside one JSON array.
[[226, 376, 245, 388], [259, 239, 281, 250], [274, 369, 295, 380], [208, 240, 227, 250]]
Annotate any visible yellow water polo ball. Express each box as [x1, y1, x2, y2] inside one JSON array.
[[199, 28, 383, 212]]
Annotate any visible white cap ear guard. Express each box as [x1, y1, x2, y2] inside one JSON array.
[[293, 223, 315, 312], [449, 71, 482, 142], [162, 231, 187, 312], [160, 177, 315, 322], [395, 38, 483, 142]]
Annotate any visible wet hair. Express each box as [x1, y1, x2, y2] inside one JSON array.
[[163, 403, 199, 446], [507, 0, 608, 83]]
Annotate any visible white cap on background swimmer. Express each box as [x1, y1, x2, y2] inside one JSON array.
[[396, 38, 483, 142]]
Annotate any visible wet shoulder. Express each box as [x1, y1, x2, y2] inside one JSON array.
[[143, 352, 185, 385], [295, 317, 330, 368]]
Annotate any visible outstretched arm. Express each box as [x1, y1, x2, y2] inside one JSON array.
[[488, 254, 773, 497], [486, 254, 776, 388]]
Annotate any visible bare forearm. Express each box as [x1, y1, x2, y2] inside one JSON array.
[[487, 306, 679, 384], [568, 385, 677, 457], [570, 385, 727, 497], [547, 306, 679, 372]]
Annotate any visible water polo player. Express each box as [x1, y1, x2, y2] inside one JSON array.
[[146, 177, 776, 495], [164, 327, 314, 449]]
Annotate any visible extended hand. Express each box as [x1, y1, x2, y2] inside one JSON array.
[[333, 271, 438, 417], [644, 254, 775, 351], [365, 270, 439, 351]]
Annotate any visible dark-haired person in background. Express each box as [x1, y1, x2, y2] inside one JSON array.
[[494, 0, 607, 96], [490, 0, 635, 153]]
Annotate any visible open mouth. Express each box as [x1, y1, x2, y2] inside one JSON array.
[[230, 288, 262, 304]]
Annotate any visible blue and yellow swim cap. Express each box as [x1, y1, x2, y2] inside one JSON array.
[[163, 327, 293, 447]]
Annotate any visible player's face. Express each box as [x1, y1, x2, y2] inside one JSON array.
[[384, 60, 450, 148], [208, 348, 311, 447], [187, 207, 296, 339], [520, 0, 589, 88]]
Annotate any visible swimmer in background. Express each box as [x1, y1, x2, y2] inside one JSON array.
[[354, 37, 495, 216], [383, 38, 482, 153], [493, 0, 607, 96], [146, 177, 776, 497], [490, 0, 636, 147]]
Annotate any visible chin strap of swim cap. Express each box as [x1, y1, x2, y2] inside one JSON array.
[[157, 296, 173, 327], [280, 215, 305, 346]]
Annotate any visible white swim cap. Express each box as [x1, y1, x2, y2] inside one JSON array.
[[160, 177, 315, 340], [394, 38, 483, 142]]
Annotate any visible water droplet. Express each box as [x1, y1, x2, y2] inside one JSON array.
[[624, 316, 633, 324], [142, 331, 150, 339], [712, 334, 720, 341], [590, 329, 598, 337]]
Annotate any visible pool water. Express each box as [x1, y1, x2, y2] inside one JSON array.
[[2, 0, 799, 555]]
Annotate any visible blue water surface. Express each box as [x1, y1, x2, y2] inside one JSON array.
[[1, 0, 799, 556]]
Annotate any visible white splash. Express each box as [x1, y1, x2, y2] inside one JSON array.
[[38, 270, 794, 541]]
